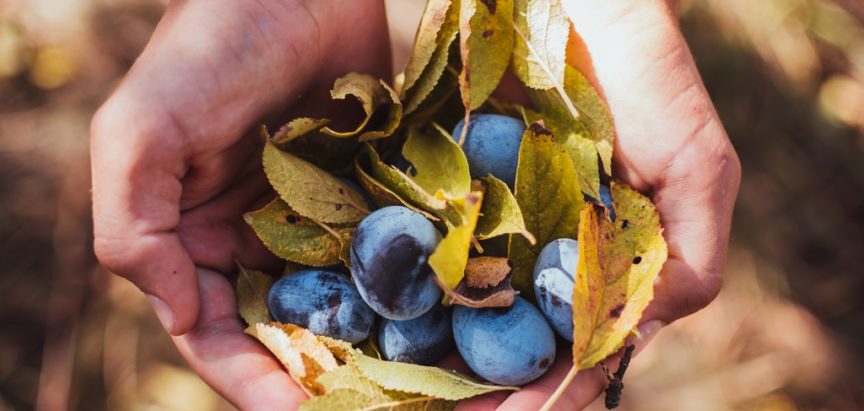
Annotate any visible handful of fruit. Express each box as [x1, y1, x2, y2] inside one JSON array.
[[237, 0, 668, 409]]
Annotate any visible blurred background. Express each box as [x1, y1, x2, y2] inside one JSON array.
[[1, 0, 863, 410]]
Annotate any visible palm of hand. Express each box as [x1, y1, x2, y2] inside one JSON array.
[[91, 0, 738, 410]]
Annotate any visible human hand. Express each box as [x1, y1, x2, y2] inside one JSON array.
[[457, 0, 741, 409], [90, 0, 391, 409]]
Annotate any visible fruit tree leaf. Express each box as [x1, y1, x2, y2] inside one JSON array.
[[472, 176, 535, 242], [354, 158, 441, 222], [263, 141, 370, 224], [458, 0, 515, 110], [512, 0, 568, 90], [571, 181, 668, 370], [235, 263, 275, 326], [429, 193, 483, 292], [355, 354, 517, 400], [402, 0, 452, 94], [271, 118, 331, 145], [527, 64, 614, 178], [253, 322, 339, 396], [299, 388, 453, 411], [317, 335, 360, 364], [243, 198, 354, 267], [444, 256, 517, 308], [402, 124, 471, 196], [464, 256, 510, 288], [404, 2, 460, 115], [507, 122, 584, 300]]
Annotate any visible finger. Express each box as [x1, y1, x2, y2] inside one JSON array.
[[173, 269, 306, 411]]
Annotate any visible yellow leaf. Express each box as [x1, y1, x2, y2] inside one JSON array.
[[429, 192, 483, 291], [459, 0, 515, 110], [235, 264, 275, 326]]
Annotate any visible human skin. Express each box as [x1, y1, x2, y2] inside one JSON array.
[[90, 0, 740, 410]]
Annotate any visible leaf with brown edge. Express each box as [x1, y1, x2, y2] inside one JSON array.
[[252, 322, 339, 396], [404, 0, 460, 115], [512, 0, 569, 90], [472, 176, 535, 243], [316, 335, 360, 364], [235, 263, 275, 327], [508, 122, 584, 300], [321, 73, 397, 139], [402, 124, 471, 197], [354, 157, 441, 222], [244, 198, 354, 267], [402, 0, 452, 94], [571, 181, 667, 370], [445, 257, 517, 308], [271, 118, 331, 145], [459, 0, 515, 110], [263, 141, 370, 224]]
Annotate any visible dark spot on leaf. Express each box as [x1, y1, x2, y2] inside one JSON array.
[[633, 256, 642, 264], [286, 215, 300, 224], [482, 29, 493, 38], [479, 0, 497, 13], [528, 122, 552, 136], [609, 304, 625, 318], [621, 219, 629, 229], [539, 358, 550, 369], [338, 188, 344, 195], [335, 204, 343, 210]]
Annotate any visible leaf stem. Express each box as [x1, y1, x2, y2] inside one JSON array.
[[539, 365, 580, 411], [459, 110, 470, 146]]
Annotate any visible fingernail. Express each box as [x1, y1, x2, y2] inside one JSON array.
[[147, 294, 176, 334]]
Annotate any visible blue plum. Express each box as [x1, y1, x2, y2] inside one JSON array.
[[451, 114, 526, 188], [378, 304, 453, 365], [452, 297, 556, 385], [599, 183, 616, 220], [533, 238, 578, 341], [350, 206, 443, 320], [267, 269, 376, 343]]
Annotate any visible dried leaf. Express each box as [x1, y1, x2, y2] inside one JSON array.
[[472, 176, 535, 242], [317, 335, 359, 364], [354, 158, 440, 221], [355, 355, 517, 400], [271, 118, 331, 145], [402, 124, 471, 196], [405, 1, 461, 115], [449, 271, 517, 308], [253, 322, 339, 396], [512, 0, 569, 90], [244, 198, 354, 267], [263, 141, 370, 224], [300, 388, 453, 411], [464, 256, 510, 288], [507, 122, 584, 300], [459, 0, 515, 110], [571, 182, 667, 370], [429, 193, 483, 291], [235, 264, 275, 326]]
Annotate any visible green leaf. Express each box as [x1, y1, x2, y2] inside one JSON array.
[[263, 141, 370, 224], [243, 198, 354, 267], [354, 158, 441, 222], [402, 0, 453, 93], [472, 176, 535, 242], [299, 388, 453, 411], [235, 264, 275, 326], [507, 122, 584, 300], [356, 144, 449, 218], [571, 181, 668, 370], [402, 124, 471, 196], [318, 364, 387, 397], [458, 0, 515, 110], [355, 355, 517, 400], [527, 64, 615, 178], [512, 0, 569, 90], [428, 193, 483, 291], [405, 0, 461, 115]]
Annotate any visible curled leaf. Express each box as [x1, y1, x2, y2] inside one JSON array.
[[464, 256, 511, 288], [571, 182, 667, 370], [263, 141, 370, 224], [403, 0, 453, 93], [429, 193, 483, 292], [459, 0, 515, 110], [244, 198, 354, 267], [271, 118, 331, 145], [507, 122, 584, 300]]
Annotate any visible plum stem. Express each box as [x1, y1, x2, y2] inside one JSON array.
[[539, 365, 579, 411]]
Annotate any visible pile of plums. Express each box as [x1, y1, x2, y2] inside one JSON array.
[[267, 115, 585, 385]]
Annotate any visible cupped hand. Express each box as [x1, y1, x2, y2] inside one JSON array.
[[458, 0, 740, 409], [90, 0, 390, 409]]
